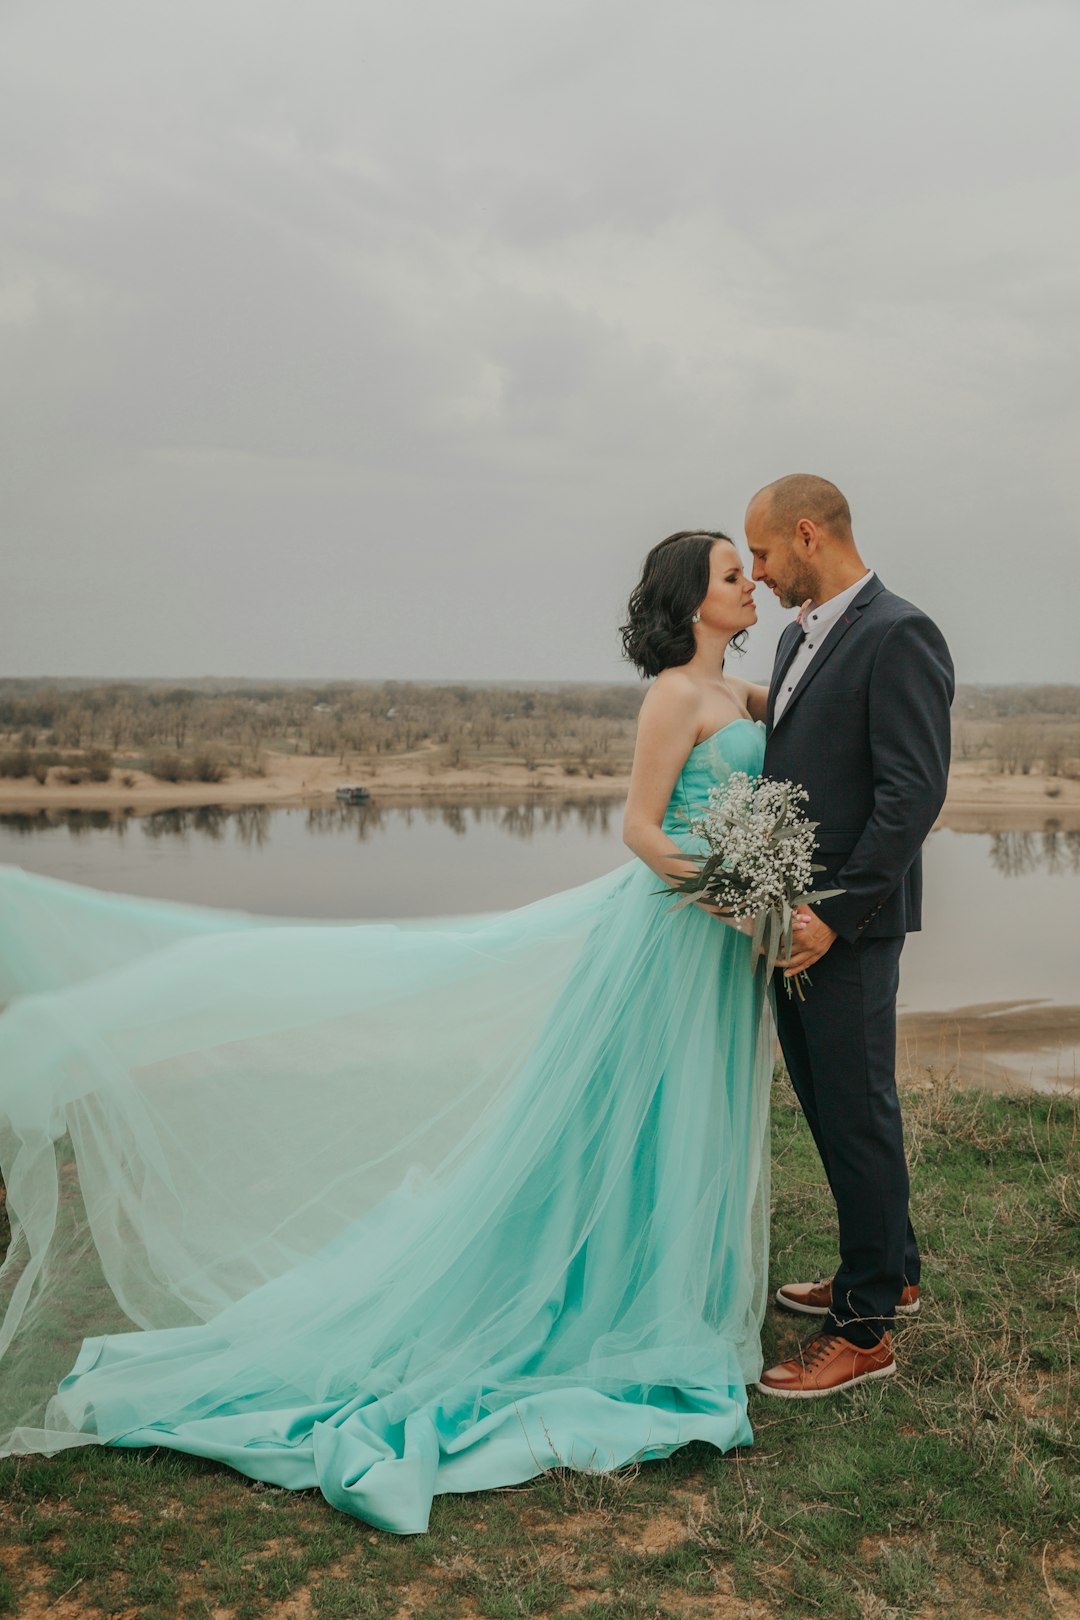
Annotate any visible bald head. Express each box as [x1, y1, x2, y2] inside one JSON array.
[[748, 474, 853, 543]]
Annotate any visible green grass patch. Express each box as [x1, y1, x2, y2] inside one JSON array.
[[1, 1082, 1076, 1617]]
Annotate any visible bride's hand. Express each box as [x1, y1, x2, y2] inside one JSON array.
[[694, 900, 754, 934]]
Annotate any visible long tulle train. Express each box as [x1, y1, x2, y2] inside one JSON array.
[[0, 721, 774, 1531]]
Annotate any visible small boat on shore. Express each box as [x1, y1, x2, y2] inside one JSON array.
[[335, 785, 371, 804]]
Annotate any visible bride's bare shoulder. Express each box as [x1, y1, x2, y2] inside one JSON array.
[[641, 668, 700, 718], [650, 666, 700, 699], [634, 671, 703, 753]]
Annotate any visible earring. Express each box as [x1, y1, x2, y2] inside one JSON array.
[[691, 611, 701, 623]]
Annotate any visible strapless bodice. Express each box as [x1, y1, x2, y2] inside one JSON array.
[[662, 718, 766, 836]]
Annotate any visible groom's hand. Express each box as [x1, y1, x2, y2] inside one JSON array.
[[777, 908, 836, 974]]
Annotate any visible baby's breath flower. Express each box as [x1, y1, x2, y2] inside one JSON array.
[[673, 771, 842, 998]]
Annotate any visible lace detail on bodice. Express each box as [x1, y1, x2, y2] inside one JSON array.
[[662, 719, 767, 837]]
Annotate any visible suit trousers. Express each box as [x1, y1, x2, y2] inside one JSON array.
[[772, 933, 920, 1346]]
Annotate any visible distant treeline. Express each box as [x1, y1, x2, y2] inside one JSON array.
[[1, 679, 1078, 781], [951, 686, 1080, 776], [951, 685, 1080, 719], [0, 679, 645, 778]]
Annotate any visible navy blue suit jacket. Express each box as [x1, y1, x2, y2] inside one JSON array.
[[763, 576, 954, 943]]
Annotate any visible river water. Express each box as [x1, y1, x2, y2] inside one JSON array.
[[2, 801, 1078, 1084]]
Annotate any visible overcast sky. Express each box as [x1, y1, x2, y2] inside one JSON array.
[[2, 0, 1077, 686]]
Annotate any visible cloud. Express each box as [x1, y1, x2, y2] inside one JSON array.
[[1, 0, 1078, 681]]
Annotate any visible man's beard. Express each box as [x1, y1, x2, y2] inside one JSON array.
[[777, 559, 819, 610]]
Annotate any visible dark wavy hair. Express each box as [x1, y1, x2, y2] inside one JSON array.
[[620, 530, 745, 678]]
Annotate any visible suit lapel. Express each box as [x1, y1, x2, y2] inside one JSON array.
[[769, 575, 885, 734], [767, 623, 804, 729]]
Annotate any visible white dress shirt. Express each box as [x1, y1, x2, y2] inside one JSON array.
[[772, 570, 874, 722]]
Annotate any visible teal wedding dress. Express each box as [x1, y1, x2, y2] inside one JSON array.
[[0, 719, 772, 1533]]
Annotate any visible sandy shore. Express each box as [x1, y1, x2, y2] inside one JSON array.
[[1, 751, 1078, 829], [932, 760, 1080, 831], [0, 751, 630, 811], [897, 1001, 1080, 1095]]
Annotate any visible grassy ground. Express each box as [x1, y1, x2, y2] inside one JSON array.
[[0, 1080, 1077, 1620]]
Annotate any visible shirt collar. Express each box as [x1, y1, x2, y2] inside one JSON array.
[[802, 569, 875, 639]]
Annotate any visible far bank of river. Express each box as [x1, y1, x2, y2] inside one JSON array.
[[1, 799, 1077, 1099], [1, 755, 1079, 832]]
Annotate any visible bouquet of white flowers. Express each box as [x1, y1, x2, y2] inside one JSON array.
[[664, 771, 843, 998]]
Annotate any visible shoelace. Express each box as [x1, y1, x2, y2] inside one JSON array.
[[799, 1334, 844, 1370]]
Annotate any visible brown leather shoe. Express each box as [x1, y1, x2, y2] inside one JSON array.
[[756, 1331, 896, 1399], [775, 1278, 920, 1317]]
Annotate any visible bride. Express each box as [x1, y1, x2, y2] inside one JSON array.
[[0, 530, 776, 1535]]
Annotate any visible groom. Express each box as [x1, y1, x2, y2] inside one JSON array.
[[744, 474, 954, 1398]]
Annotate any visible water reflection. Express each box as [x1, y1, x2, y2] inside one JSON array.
[[0, 804, 277, 846], [140, 805, 272, 846], [988, 827, 1080, 877], [7, 806, 1080, 871], [303, 799, 619, 842], [0, 807, 133, 837]]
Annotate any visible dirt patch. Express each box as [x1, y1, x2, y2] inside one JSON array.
[[633, 1577, 776, 1619], [0, 1560, 92, 1620], [1043, 1545, 1080, 1620], [386, 1584, 485, 1619], [261, 1589, 315, 1620], [631, 1504, 699, 1555], [523, 1478, 712, 1556], [107, 1503, 143, 1525]]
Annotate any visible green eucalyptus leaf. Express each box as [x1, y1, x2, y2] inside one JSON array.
[[764, 909, 780, 978], [663, 893, 703, 913]]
